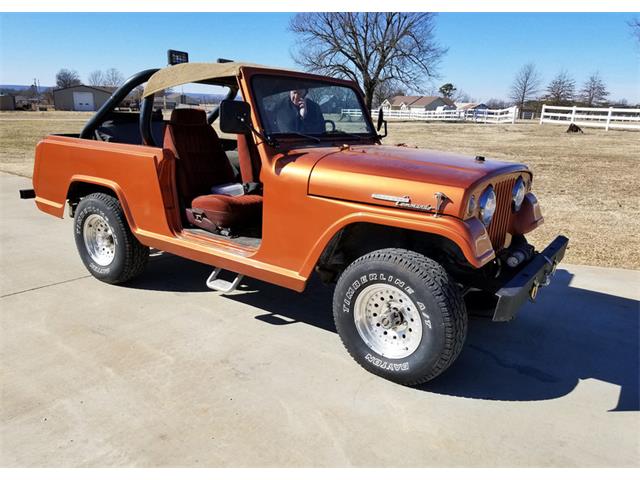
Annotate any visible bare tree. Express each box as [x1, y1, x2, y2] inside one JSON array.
[[87, 70, 105, 87], [629, 17, 640, 44], [42, 88, 54, 105], [104, 68, 125, 87], [289, 12, 447, 110], [130, 85, 145, 101], [452, 90, 472, 103], [579, 72, 609, 106], [486, 98, 509, 109], [55, 68, 81, 88], [509, 63, 541, 114], [424, 84, 440, 97], [373, 79, 405, 108], [545, 70, 576, 105]]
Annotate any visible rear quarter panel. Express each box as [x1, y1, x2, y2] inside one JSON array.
[[33, 135, 173, 237]]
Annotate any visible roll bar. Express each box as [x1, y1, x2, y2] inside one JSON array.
[[140, 94, 157, 146], [81, 60, 239, 146], [80, 68, 159, 140]]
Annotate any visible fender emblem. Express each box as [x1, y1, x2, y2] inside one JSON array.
[[372, 193, 410, 203], [372, 193, 434, 212]]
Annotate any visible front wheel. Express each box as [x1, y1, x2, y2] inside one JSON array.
[[74, 192, 149, 284], [333, 248, 467, 385]]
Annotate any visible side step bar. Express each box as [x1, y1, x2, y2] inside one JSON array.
[[206, 267, 244, 293]]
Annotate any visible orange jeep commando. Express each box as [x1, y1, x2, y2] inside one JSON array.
[[24, 59, 568, 385]]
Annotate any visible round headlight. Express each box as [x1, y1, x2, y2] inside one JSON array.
[[479, 186, 496, 226], [512, 177, 526, 212]]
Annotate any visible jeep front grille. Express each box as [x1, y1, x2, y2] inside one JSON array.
[[487, 176, 517, 251]]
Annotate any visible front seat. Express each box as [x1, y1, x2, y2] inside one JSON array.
[[163, 108, 262, 233]]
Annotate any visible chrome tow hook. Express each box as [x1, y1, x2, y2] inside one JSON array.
[[529, 280, 540, 301], [530, 259, 558, 301]]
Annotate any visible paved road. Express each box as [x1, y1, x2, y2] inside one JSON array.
[[1, 172, 638, 467]]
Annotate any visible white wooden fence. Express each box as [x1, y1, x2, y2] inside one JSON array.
[[539, 105, 640, 131], [342, 106, 519, 124]]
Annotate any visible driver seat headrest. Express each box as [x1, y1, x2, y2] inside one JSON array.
[[170, 108, 207, 126]]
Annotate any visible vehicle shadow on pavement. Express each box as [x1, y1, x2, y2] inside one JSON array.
[[227, 274, 337, 333], [129, 255, 638, 411], [423, 269, 639, 412], [126, 251, 214, 292], [127, 251, 337, 331]]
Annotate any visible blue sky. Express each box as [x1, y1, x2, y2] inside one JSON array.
[[1, 12, 638, 102]]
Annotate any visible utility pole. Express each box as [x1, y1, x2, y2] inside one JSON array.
[[34, 78, 43, 102]]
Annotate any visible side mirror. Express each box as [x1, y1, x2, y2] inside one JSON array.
[[219, 100, 251, 134], [376, 107, 387, 138], [377, 107, 384, 131]]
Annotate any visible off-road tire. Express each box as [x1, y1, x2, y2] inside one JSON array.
[[333, 248, 467, 385], [74, 193, 149, 284]]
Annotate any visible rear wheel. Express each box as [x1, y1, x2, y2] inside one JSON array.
[[74, 193, 148, 284], [333, 248, 467, 385]]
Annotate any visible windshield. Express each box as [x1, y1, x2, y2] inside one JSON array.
[[251, 75, 374, 139]]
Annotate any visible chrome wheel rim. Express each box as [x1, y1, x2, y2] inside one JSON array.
[[83, 213, 115, 266], [353, 283, 423, 359]]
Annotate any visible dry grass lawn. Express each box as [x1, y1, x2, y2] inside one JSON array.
[[386, 121, 640, 270], [1, 111, 638, 269], [0, 111, 91, 177]]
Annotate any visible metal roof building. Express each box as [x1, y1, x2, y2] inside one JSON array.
[[0, 94, 16, 110], [53, 85, 116, 111]]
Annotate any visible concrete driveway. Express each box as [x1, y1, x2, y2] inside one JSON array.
[[1, 172, 638, 467]]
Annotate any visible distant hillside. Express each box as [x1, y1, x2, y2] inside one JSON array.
[[1, 84, 54, 93], [1, 85, 228, 105], [178, 93, 228, 104]]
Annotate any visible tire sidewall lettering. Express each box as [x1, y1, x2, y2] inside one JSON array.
[[364, 353, 409, 372], [337, 265, 446, 378], [341, 271, 428, 330], [333, 250, 467, 385]]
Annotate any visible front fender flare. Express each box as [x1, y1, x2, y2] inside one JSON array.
[[300, 212, 495, 277]]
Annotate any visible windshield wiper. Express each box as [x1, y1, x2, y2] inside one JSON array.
[[273, 132, 322, 143], [327, 130, 374, 141]]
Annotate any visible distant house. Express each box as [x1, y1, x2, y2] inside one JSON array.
[[153, 93, 199, 110], [14, 95, 40, 110], [14, 95, 27, 106], [381, 95, 421, 111], [153, 95, 177, 110], [175, 94, 200, 108], [53, 85, 116, 111], [455, 102, 489, 111], [0, 94, 15, 110], [409, 96, 455, 113], [381, 95, 455, 112]]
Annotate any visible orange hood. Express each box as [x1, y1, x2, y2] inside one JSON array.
[[307, 145, 528, 218]]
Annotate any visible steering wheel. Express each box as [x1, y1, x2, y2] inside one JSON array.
[[324, 119, 336, 133]]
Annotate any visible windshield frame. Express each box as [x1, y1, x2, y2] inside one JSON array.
[[245, 70, 377, 144]]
